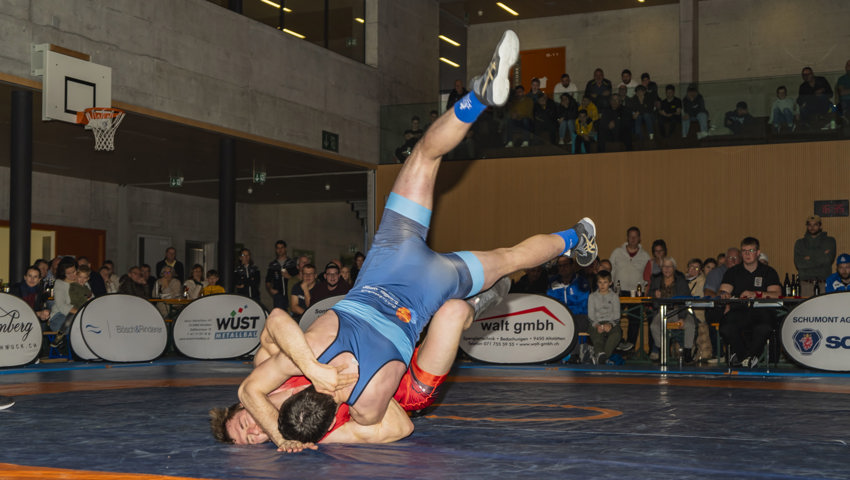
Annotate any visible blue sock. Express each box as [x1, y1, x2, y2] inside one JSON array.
[[453, 92, 487, 123], [554, 229, 578, 255]]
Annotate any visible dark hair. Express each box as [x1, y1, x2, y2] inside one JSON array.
[[687, 84, 698, 93], [665, 84, 676, 92], [206, 269, 219, 277], [141, 263, 151, 270], [278, 386, 337, 443], [636, 85, 646, 93], [597, 270, 612, 281], [275, 240, 287, 248], [776, 85, 786, 94], [302, 263, 317, 272], [741, 236, 760, 250], [411, 115, 420, 122], [688, 258, 703, 269], [578, 108, 588, 115], [703, 258, 717, 268], [627, 226, 641, 236], [531, 77, 540, 84], [622, 69, 632, 76], [56, 256, 77, 280], [324, 262, 340, 273], [354, 252, 365, 261], [561, 73, 570, 79], [651, 239, 667, 255]]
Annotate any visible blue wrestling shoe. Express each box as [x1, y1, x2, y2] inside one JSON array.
[[565, 217, 598, 267], [470, 30, 519, 107], [469, 276, 512, 320]]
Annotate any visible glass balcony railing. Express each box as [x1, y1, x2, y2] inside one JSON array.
[[381, 71, 849, 164]]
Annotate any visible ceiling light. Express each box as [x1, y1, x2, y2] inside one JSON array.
[[496, 2, 519, 16], [439, 35, 460, 47], [439, 57, 460, 68], [283, 28, 305, 39], [638, 0, 645, 2], [355, 17, 365, 24], [260, 0, 291, 12]]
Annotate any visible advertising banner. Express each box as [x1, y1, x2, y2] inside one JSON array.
[[298, 295, 344, 332], [173, 295, 266, 359], [781, 292, 850, 371], [0, 293, 42, 367], [461, 293, 575, 364], [80, 294, 167, 362], [70, 303, 99, 361]]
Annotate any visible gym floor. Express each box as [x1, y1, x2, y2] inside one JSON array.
[[1, 359, 848, 480]]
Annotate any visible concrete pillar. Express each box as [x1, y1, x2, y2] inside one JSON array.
[[218, 137, 236, 292], [679, 0, 698, 85], [9, 90, 33, 284]]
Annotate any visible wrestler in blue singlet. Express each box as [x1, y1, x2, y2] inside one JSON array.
[[318, 192, 485, 405]]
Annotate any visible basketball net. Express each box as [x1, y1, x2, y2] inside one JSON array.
[[82, 107, 125, 151]]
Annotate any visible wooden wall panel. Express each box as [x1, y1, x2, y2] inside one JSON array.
[[376, 140, 850, 279]]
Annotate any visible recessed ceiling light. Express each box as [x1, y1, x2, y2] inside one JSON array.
[[439, 35, 460, 47], [439, 57, 460, 68], [283, 28, 305, 39], [496, 2, 519, 16], [260, 0, 291, 12], [354, 17, 365, 23]]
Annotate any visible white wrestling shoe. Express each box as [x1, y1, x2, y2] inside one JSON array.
[[564, 217, 598, 267], [470, 30, 519, 107], [468, 276, 512, 320], [0, 396, 15, 410]]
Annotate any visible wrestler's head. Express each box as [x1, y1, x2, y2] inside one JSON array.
[[210, 403, 269, 445], [278, 386, 337, 443]]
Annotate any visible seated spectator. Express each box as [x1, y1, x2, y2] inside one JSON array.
[[547, 256, 591, 334], [598, 259, 613, 275], [533, 93, 559, 144], [644, 239, 668, 284], [34, 258, 49, 284], [141, 264, 156, 293], [446, 79, 467, 110], [657, 84, 682, 138], [556, 93, 579, 145], [201, 270, 226, 296], [340, 265, 352, 286], [798, 66, 833, 129], [394, 116, 424, 162], [234, 248, 261, 303], [184, 264, 206, 300], [119, 266, 151, 299], [103, 260, 122, 292], [584, 68, 613, 111], [640, 73, 660, 108], [77, 256, 105, 297], [100, 266, 118, 293], [154, 265, 183, 318], [504, 85, 534, 147], [310, 262, 351, 304], [290, 263, 317, 323], [718, 237, 782, 368], [526, 77, 544, 102], [350, 252, 364, 284], [769, 85, 798, 134], [648, 257, 696, 363], [629, 84, 655, 140], [553, 73, 578, 96], [510, 264, 548, 294], [825, 254, 850, 293], [424, 109, 438, 130], [686, 258, 712, 361], [51, 264, 94, 346], [573, 109, 595, 154], [702, 257, 717, 278], [9, 266, 50, 322], [48, 257, 77, 332], [724, 101, 758, 135], [617, 69, 640, 97], [682, 85, 709, 139], [598, 94, 631, 152], [837, 60, 850, 129], [587, 270, 623, 365]]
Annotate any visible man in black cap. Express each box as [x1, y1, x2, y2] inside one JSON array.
[[310, 262, 351, 304]]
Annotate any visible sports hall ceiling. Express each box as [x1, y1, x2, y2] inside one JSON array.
[[0, 1, 666, 205]]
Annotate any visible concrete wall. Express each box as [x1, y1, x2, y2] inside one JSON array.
[[0, 0, 440, 165]]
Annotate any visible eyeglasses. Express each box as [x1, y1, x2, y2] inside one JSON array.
[[741, 249, 757, 254]]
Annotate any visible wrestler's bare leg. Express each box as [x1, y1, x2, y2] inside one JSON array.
[[415, 299, 474, 376]]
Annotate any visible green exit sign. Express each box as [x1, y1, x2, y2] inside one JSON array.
[[322, 130, 339, 152]]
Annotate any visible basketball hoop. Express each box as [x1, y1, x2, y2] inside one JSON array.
[[77, 107, 125, 151]]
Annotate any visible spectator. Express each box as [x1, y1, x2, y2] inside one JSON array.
[[617, 69, 640, 97], [156, 247, 185, 282], [547, 256, 591, 335], [719, 237, 782, 368], [682, 85, 709, 139], [717, 252, 727, 265], [825, 254, 850, 293], [34, 259, 49, 284], [702, 257, 717, 278], [573, 109, 595, 154], [648, 257, 696, 363], [526, 77, 544, 102], [584, 68, 613, 110], [723, 101, 758, 135], [704, 248, 741, 297], [77, 256, 105, 297], [640, 73, 660, 108], [48, 257, 77, 332], [265, 240, 298, 310], [424, 109, 439, 130], [556, 93, 579, 146], [119, 266, 150, 299], [769, 85, 799, 134], [9, 266, 50, 322], [51, 264, 94, 346], [184, 264, 206, 300], [553, 73, 578, 96], [285, 255, 311, 313], [290, 263, 317, 323], [797, 66, 834, 129], [533, 93, 559, 144], [598, 94, 630, 153], [793, 215, 836, 297], [837, 59, 850, 129], [643, 239, 668, 284], [510, 264, 548, 294], [758, 252, 769, 265], [394, 116, 424, 162], [657, 84, 682, 139], [350, 252, 365, 283], [504, 85, 534, 147], [598, 259, 613, 274], [686, 258, 712, 362], [153, 264, 183, 318], [100, 266, 118, 293], [45, 256, 61, 289], [629, 84, 655, 140], [340, 265, 352, 286], [234, 248, 261, 303], [311, 262, 351, 304], [610, 226, 650, 349], [202, 269, 226, 296], [587, 270, 622, 365], [141, 263, 156, 293], [445, 79, 468, 110]]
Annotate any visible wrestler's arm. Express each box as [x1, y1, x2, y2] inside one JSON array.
[[238, 352, 304, 449], [322, 399, 414, 444]]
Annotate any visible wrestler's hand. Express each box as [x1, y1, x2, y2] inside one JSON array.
[[276, 440, 318, 454], [307, 363, 358, 395]]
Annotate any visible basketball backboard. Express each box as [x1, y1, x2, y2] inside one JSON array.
[[31, 43, 111, 123]]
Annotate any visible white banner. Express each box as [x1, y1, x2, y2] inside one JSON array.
[[461, 293, 575, 364], [173, 295, 266, 359], [70, 303, 99, 361], [781, 292, 850, 371], [299, 295, 344, 332], [80, 294, 167, 362], [0, 293, 42, 367]]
